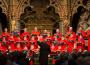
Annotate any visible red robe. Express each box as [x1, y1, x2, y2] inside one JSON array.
[[32, 30, 40, 36], [54, 32, 62, 41], [80, 30, 86, 38], [9, 44, 16, 52], [87, 30, 90, 52], [51, 44, 58, 65], [59, 39, 68, 52], [21, 32, 31, 40], [23, 46, 28, 51], [8, 36, 15, 45], [22, 37, 30, 48], [2, 32, 10, 39], [50, 44, 58, 53], [14, 37, 22, 52], [0, 44, 7, 53], [15, 45, 22, 52], [77, 36, 85, 51], [2, 37, 7, 46], [68, 34, 76, 53], [0, 42, 4, 52]]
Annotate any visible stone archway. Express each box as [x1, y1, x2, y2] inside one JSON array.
[[0, 7, 9, 32], [20, 0, 60, 34]]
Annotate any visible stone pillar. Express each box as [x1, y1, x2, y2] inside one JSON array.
[[59, 20, 64, 35], [9, 0, 20, 32], [54, 0, 69, 34]]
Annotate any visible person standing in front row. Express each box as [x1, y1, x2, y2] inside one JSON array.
[[38, 36, 51, 65]]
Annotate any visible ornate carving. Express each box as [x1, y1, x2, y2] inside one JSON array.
[[19, 0, 60, 33], [0, 0, 8, 16], [0, 0, 89, 33]]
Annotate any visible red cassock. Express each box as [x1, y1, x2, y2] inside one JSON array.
[[0, 43, 7, 53], [77, 36, 85, 51], [22, 38, 30, 48], [8, 36, 16, 52], [55, 32, 62, 37], [57, 45, 61, 52], [65, 31, 76, 38], [68, 34, 76, 53], [50, 44, 58, 53], [50, 44, 55, 52], [54, 32, 62, 40], [59, 39, 68, 52], [21, 32, 31, 40], [22, 45, 28, 51], [15, 46, 22, 52], [9, 43, 16, 52], [14, 37, 22, 52], [30, 39, 37, 45], [2, 32, 10, 39], [32, 30, 40, 36], [30, 44, 39, 54], [87, 30, 90, 52], [0, 42, 4, 52], [80, 30, 86, 38], [51, 45, 58, 65], [8, 36, 15, 45]]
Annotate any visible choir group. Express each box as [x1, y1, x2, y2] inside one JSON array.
[[0, 26, 90, 55]]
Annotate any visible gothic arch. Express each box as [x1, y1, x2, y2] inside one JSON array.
[[0, 7, 9, 32], [0, 0, 8, 16]]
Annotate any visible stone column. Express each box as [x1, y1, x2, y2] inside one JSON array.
[[55, 0, 69, 34], [9, 0, 21, 32]]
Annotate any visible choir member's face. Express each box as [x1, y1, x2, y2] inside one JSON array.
[[24, 28, 27, 32], [17, 44, 20, 48], [5, 28, 8, 32], [3, 37, 6, 40], [34, 27, 38, 31], [58, 46, 61, 49], [47, 33, 50, 37], [79, 27, 82, 31], [69, 27, 72, 31], [31, 36, 35, 40], [44, 30, 47, 33], [70, 34, 73, 37], [11, 35, 13, 38], [24, 36, 27, 40], [8, 46, 11, 49], [78, 48, 82, 52], [80, 35, 83, 38], [62, 36, 64, 40], [56, 29, 59, 33]]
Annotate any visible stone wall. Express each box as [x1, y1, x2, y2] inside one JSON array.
[[0, 0, 90, 33]]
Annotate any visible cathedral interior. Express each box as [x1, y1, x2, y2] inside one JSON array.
[[0, 0, 90, 65], [0, 0, 90, 34]]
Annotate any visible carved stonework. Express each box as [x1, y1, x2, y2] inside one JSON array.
[[0, 0, 8, 16], [19, 0, 60, 34], [0, 0, 90, 33], [68, 0, 90, 32], [50, 0, 69, 33]]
